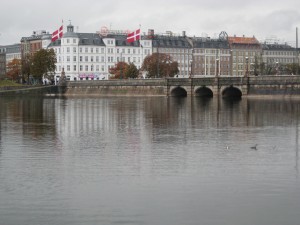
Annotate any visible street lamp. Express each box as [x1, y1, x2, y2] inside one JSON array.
[[189, 48, 194, 78], [245, 57, 249, 77], [216, 58, 220, 77]]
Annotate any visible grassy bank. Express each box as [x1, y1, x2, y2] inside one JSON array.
[[0, 80, 22, 87]]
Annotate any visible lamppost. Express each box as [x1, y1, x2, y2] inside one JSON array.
[[216, 58, 220, 77], [189, 49, 194, 78], [250, 63, 254, 76], [120, 52, 123, 79], [245, 57, 249, 77]]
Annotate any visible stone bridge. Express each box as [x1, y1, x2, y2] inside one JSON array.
[[65, 75, 300, 97]]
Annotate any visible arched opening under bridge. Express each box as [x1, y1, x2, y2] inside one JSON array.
[[195, 86, 213, 97], [222, 86, 242, 98], [170, 86, 187, 97]]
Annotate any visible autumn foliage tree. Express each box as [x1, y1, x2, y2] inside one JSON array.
[[141, 53, 179, 78], [110, 62, 138, 79], [6, 59, 21, 82], [109, 62, 128, 79]]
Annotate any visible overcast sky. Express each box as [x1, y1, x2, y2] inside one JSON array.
[[1, 0, 300, 46]]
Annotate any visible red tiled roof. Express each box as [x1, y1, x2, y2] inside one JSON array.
[[228, 36, 259, 45]]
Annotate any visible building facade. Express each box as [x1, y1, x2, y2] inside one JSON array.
[[150, 31, 192, 77], [192, 36, 231, 76], [4, 44, 21, 64], [20, 30, 48, 59], [228, 36, 262, 76], [0, 52, 6, 79], [47, 24, 152, 81], [262, 43, 297, 74]]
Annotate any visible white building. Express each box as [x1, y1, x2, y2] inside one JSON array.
[[45, 23, 152, 81]]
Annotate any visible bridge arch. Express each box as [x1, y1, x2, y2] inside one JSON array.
[[170, 86, 187, 97], [194, 86, 213, 97], [221, 86, 242, 98]]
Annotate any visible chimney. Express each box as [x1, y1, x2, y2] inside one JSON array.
[[182, 31, 186, 37]]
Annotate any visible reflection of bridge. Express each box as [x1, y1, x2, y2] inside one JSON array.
[[65, 75, 300, 98]]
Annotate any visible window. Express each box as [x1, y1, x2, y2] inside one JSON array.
[[73, 56, 76, 62], [91, 56, 94, 62], [96, 56, 99, 62], [96, 48, 99, 53], [73, 39, 76, 44], [67, 47, 70, 53], [67, 39, 70, 43], [85, 65, 88, 71], [67, 65, 70, 71], [85, 47, 88, 53], [91, 65, 94, 71], [96, 65, 99, 71], [73, 65, 77, 71], [85, 56, 88, 62], [79, 48, 82, 53], [80, 65, 83, 71], [80, 56, 82, 62], [73, 47, 76, 53], [91, 48, 93, 53], [67, 56, 70, 62]]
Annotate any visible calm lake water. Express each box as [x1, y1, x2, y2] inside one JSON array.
[[0, 96, 299, 225]]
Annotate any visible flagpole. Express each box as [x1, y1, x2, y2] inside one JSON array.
[[60, 19, 64, 85], [139, 24, 142, 71]]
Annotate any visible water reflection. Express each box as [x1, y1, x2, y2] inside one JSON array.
[[1, 96, 300, 225]]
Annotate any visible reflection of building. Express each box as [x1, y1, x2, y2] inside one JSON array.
[[228, 36, 261, 76], [47, 23, 152, 81], [192, 37, 231, 76]]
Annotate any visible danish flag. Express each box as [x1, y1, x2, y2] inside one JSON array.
[[51, 25, 63, 42], [127, 29, 140, 43]]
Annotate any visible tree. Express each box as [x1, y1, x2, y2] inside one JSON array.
[[109, 62, 129, 79], [125, 63, 139, 79], [286, 63, 300, 75], [141, 53, 179, 78], [21, 53, 32, 83], [30, 49, 56, 83], [6, 59, 21, 82]]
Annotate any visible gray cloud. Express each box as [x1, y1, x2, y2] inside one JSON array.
[[0, 0, 299, 45]]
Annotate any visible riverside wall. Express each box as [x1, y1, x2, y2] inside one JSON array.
[[64, 79, 168, 96], [0, 85, 60, 97], [2, 76, 300, 97]]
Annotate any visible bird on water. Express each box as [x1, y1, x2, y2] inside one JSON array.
[[250, 144, 258, 150]]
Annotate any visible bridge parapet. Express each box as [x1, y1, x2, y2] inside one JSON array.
[[63, 75, 300, 97], [248, 75, 300, 85]]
